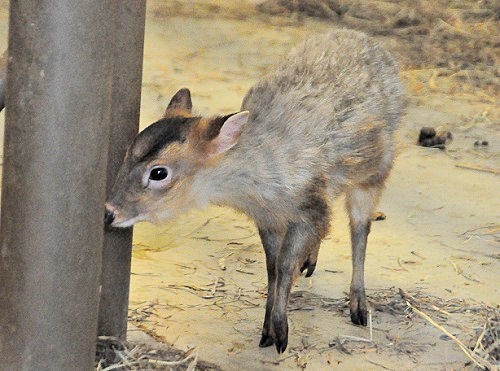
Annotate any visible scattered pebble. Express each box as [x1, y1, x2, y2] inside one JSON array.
[[474, 140, 489, 147], [418, 127, 453, 150], [371, 211, 387, 221], [418, 127, 436, 142]]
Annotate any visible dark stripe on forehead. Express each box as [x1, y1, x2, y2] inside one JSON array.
[[132, 116, 198, 162]]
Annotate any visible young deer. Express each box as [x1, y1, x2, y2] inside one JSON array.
[[105, 30, 404, 353]]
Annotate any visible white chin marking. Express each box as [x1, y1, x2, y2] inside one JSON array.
[[112, 215, 148, 228]]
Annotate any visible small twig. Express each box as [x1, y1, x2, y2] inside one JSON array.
[[261, 353, 296, 365], [366, 358, 396, 370], [140, 352, 198, 367], [236, 269, 254, 275], [325, 269, 343, 274], [338, 335, 372, 344], [450, 260, 461, 274], [455, 163, 499, 174], [460, 223, 500, 236], [411, 251, 426, 260], [449, 259, 481, 283], [101, 361, 141, 370], [183, 215, 221, 237], [473, 322, 488, 354]]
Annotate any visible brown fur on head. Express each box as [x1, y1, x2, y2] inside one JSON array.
[[105, 88, 249, 227]]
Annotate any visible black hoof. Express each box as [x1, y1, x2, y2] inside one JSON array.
[[259, 333, 274, 348], [275, 337, 288, 354], [300, 261, 317, 277], [350, 308, 367, 326], [272, 315, 288, 354], [305, 263, 316, 277], [300, 261, 308, 273], [350, 288, 368, 326]]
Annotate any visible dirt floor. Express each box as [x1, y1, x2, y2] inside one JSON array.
[[0, 1, 498, 370]]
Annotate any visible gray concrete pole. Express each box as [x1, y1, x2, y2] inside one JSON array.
[[98, 0, 146, 339], [0, 2, 114, 369]]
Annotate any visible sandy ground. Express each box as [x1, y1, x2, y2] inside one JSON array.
[[0, 1, 498, 370]]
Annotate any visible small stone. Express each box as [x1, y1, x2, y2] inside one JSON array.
[[418, 127, 436, 143]]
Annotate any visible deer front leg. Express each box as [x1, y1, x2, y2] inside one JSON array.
[[257, 227, 283, 348]]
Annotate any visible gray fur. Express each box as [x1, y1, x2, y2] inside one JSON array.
[[106, 30, 404, 353]]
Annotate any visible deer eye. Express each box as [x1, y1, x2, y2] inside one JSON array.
[[143, 165, 172, 189], [150, 167, 168, 181]]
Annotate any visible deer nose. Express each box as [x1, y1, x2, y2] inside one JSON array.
[[104, 207, 115, 226]]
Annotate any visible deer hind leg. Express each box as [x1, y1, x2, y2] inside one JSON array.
[[271, 182, 330, 353], [345, 184, 383, 326], [271, 221, 324, 353]]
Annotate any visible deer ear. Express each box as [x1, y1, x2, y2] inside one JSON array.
[[207, 111, 249, 157], [165, 88, 192, 114]]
